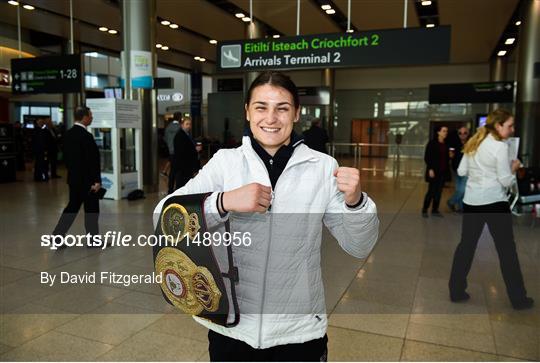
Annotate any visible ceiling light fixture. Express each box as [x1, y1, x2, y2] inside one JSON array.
[[426, 23, 435, 28], [325, 9, 336, 15], [194, 56, 201, 60], [7, 1, 19, 6], [421, 1, 432, 6], [199, 58, 206, 62], [242, 16, 251, 22], [99, 26, 108, 32], [169, 23, 179, 29], [505, 38, 515, 45], [209, 39, 217, 44], [235, 13, 245, 18], [273, 34, 280, 38], [515, 20, 521, 26], [497, 50, 507, 57], [161, 46, 169, 51], [108, 29, 118, 34], [160, 20, 171, 26], [321, 4, 331, 10], [22, 4, 34, 10], [156, 44, 162, 48]]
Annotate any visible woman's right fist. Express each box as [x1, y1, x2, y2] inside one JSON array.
[[222, 183, 272, 213]]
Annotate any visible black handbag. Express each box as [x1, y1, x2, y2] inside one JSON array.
[[153, 193, 240, 327]]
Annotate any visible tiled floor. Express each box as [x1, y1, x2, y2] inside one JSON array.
[[0, 160, 538, 361]]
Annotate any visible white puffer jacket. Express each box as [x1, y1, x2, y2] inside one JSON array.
[[153, 136, 379, 349]]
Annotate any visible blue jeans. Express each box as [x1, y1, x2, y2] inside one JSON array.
[[448, 174, 467, 210]]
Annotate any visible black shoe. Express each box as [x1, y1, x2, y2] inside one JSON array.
[[432, 211, 444, 217], [422, 211, 428, 218], [450, 291, 470, 302], [447, 200, 456, 212], [511, 297, 534, 310]]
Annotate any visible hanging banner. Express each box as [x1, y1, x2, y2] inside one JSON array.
[[217, 26, 450, 72], [121, 50, 153, 89], [130, 50, 152, 89], [190, 71, 202, 119]]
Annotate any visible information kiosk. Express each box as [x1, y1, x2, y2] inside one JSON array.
[[86, 98, 142, 200]]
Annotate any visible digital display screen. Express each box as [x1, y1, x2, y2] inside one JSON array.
[[477, 114, 488, 127]]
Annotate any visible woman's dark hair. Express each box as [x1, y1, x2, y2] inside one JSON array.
[[245, 71, 299, 109], [434, 124, 447, 134]]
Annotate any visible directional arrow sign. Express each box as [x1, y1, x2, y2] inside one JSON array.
[[11, 55, 82, 94], [429, 82, 514, 104]]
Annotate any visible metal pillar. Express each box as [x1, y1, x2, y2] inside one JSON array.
[[122, 0, 158, 192], [322, 68, 335, 141], [489, 57, 507, 112], [62, 40, 79, 129], [516, 0, 540, 167], [244, 20, 263, 97]]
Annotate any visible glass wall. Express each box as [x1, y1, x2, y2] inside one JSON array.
[[19, 105, 63, 124], [335, 88, 488, 154]]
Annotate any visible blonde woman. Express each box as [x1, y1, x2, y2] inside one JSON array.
[[448, 109, 533, 310]]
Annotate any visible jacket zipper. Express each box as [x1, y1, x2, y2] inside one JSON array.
[[249, 148, 313, 348], [258, 204, 273, 348]]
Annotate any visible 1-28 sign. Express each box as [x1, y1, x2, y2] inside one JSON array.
[[11, 54, 82, 94]]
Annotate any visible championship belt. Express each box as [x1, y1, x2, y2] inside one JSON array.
[[153, 193, 240, 327]]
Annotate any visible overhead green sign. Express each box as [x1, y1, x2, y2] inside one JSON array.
[[217, 26, 450, 72]]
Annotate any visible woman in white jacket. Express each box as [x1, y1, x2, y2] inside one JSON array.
[[448, 109, 533, 310], [153, 72, 379, 361]]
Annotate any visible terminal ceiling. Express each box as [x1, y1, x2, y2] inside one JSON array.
[[0, 0, 520, 73]]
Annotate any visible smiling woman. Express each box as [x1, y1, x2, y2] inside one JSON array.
[[153, 71, 379, 361], [244, 72, 300, 157]]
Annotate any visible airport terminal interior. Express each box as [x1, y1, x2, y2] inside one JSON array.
[[0, 0, 539, 361]]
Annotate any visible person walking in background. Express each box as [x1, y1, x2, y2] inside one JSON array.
[[52, 106, 101, 246], [32, 118, 49, 182], [164, 112, 181, 193], [171, 116, 200, 192], [422, 125, 450, 217], [13, 121, 25, 171], [303, 118, 329, 154], [44, 117, 61, 179], [447, 125, 470, 212], [449, 109, 533, 310]]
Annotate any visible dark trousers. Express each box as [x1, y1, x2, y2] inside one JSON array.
[[208, 330, 328, 362], [422, 177, 445, 212], [48, 150, 58, 177], [449, 202, 527, 303], [33, 153, 48, 181], [174, 173, 191, 191], [52, 184, 99, 236], [167, 155, 175, 194]]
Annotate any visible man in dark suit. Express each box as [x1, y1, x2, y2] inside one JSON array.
[[44, 117, 61, 178], [52, 106, 101, 244], [171, 116, 200, 191], [303, 119, 329, 154], [32, 118, 49, 182]]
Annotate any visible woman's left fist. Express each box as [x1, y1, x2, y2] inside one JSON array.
[[334, 167, 362, 205]]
